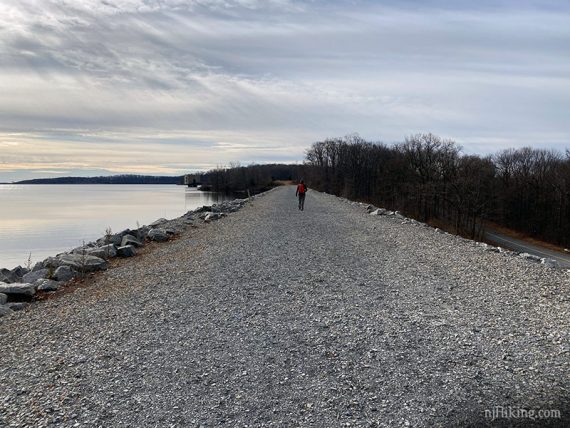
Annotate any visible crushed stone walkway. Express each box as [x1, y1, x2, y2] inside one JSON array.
[[1, 186, 569, 427]]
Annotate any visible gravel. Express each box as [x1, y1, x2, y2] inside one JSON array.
[[0, 186, 569, 427]]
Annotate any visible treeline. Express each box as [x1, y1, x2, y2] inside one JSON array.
[[17, 175, 184, 185], [201, 163, 302, 195], [303, 134, 570, 246]]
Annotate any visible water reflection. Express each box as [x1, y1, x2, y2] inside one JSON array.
[[0, 185, 230, 268]]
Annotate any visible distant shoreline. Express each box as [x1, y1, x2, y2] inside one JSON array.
[[3, 183, 185, 185], [10, 174, 184, 185]]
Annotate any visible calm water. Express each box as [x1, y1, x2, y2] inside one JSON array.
[[0, 184, 229, 269]]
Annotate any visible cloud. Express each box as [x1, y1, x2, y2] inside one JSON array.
[[0, 128, 306, 182], [0, 0, 569, 180]]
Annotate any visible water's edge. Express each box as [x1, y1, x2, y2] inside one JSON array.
[[0, 185, 230, 268]]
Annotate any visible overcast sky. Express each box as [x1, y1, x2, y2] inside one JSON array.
[[0, 0, 569, 181]]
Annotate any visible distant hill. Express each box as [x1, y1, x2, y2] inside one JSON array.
[[16, 174, 184, 185]]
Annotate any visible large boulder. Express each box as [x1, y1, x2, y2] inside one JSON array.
[[0, 305, 13, 317], [31, 262, 45, 272], [42, 257, 63, 270], [117, 245, 137, 258], [35, 279, 61, 292], [23, 268, 49, 284], [85, 248, 106, 259], [57, 254, 108, 272], [101, 244, 118, 258], [97, 233, 123, 247], [0, 282, 36, 299], [0, 268, 19, 284], [54, 266, 75, 282], [87, 244, 117, 259], [121, 234, 143, 248], [147, 228, 169, 242], [136, 226, 150, 240], [6, 302, 29, 311], [108, 234, 123, 246], [11, 266, 29, 278], [70, 242, 98, 255]]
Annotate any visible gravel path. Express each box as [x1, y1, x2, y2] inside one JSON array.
[[1, 186, 569, 427]]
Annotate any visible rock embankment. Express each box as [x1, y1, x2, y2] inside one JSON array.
[[0, 186, 568, 426], [0, 198, 248, 317]]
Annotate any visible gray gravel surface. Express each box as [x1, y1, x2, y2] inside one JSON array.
[[1, 186, 569, 427]]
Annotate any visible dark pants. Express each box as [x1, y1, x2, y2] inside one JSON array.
[[298, 193, 305, 210]]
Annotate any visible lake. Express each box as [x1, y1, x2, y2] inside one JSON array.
[[0, 184, 229, 269]]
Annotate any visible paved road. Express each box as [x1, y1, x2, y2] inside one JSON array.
[[1, 187, 569, 427], [485, 230, 570, 269]]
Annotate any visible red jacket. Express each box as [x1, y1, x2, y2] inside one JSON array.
[[296, 183, 307, 195]]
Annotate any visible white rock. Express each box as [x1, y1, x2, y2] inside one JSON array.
[[121, 234, 143, 248], [205, 212, 222, 222], [57, 254, 108, 272], [519, 253, 542, 263], [540, 258, 559, 268], [35, 279, 61, 292], [370, 209, 387, 216]]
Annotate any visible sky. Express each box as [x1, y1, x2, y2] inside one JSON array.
[[0, 0, 569, 181]]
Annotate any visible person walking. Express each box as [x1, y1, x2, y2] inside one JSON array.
[[296, 180, 307, 211]]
